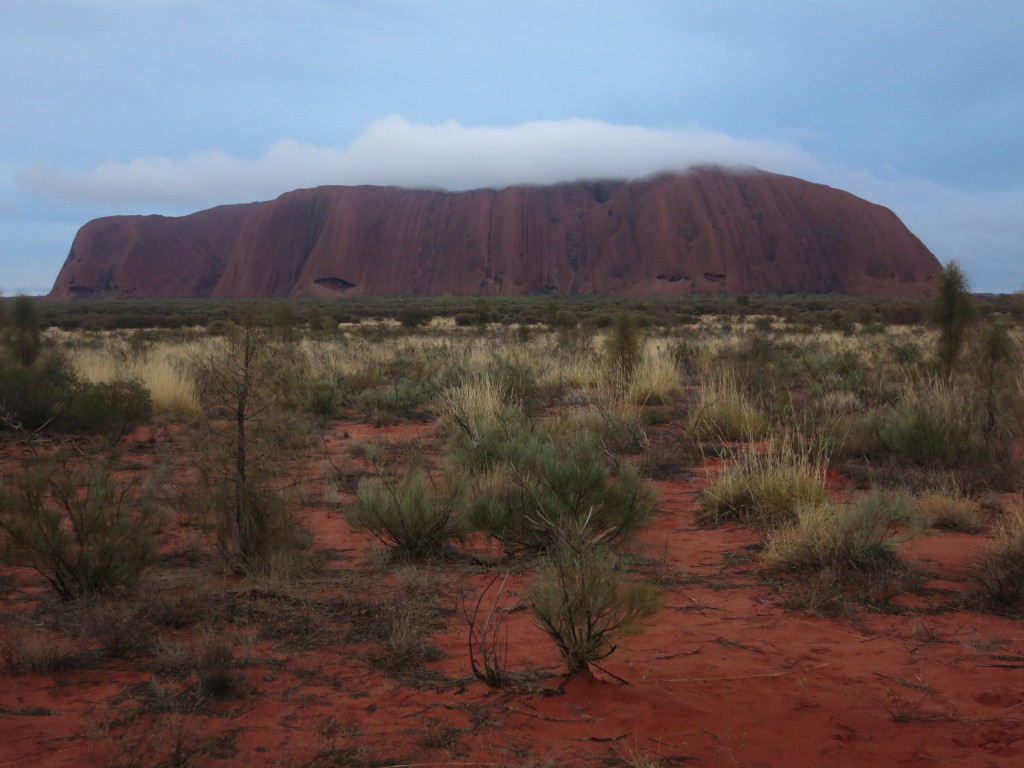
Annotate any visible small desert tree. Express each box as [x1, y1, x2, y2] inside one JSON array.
[[973, 318, 1021, 445], [604, 310, 643, 385], [930, 260, 975, 375], [3, 294, 42, 367], [192, 316, 304, 571]]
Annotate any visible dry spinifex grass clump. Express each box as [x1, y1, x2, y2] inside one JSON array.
[[698, 435, 830, 529], [971, 504, 1024, 611], [763, 491, 918, 575], [763, 490, 921, 614]]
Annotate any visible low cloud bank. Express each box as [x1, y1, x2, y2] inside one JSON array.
[[17, 116, 819, 206]]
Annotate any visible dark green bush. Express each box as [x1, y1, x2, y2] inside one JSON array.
[[65, 378, 153, 444], [396, 304, 432, 328], [604, 311, 643, 383], [304, 376, 346, 419], [0, 452, 155, 600], [3, 295, 42, 366], [458, 422, 655, 555], [931, 260, 975, 374], [347, 467, 466, 560], [879, 392, 980, 467], [0, 351, 78, 430], [351, 381, 432, 425]]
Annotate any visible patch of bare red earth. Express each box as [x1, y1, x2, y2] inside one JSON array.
[[2, 422, 1023, 767]]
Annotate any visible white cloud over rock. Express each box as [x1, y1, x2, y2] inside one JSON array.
[[18, 116, 817, 207]]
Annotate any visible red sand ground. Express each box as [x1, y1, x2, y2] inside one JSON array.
[[2, 420, 1023, 767]]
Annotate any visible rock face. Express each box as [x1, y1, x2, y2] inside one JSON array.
[[49, 168, 941, 299]]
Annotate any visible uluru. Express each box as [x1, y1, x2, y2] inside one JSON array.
[[48, 168, 941, 299]]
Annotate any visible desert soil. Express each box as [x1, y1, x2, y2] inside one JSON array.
[[2, 419, 1023, 767]]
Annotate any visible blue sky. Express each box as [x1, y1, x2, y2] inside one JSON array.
[[2, 0, 1022, 294]]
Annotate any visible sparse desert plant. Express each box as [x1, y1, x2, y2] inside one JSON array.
[[879, 380, 982, 467], [142, 589, 206, 629], [625, 342, 684, 405], [346, 464, 466, 560], [0, 445, 155, 600], [191, 315, 309, 573], [698, 437, 829, 528], [917, 488, 985, 532], [463, 422, 656, 555], [65, 378, 153, 446], [970, 504, 1024, 610], [690, 373, 769, 441], [349, 594, 442, 676], [0, 627, 73, 675], [764, 491, 919, 575], [585, 381, 649, 455], [192, 629, 239, 701], [528, 515, 660, 677], [87, 598, 155, 658], [461, 571, 515, 688]]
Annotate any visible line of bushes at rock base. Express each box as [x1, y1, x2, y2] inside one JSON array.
[[10, 291, 1024, 334]]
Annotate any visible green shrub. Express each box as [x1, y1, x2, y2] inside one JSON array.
[[3, 295, 42, 367], [0, 350, 78, 430], [461, 423, 655, 555], [205, 319, 233, 336], [764, 491, 918, 575], [351, 380, 432, 425], [303, 376, 345, 419], [347, 467, 466, 560], [65, 378, 153, 445], [0, 451, 155, 600], [396, 304, 432, 328], [529, 525, 659, 676], [930, 260, 975, 374], [879, 384, 981, 466]]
